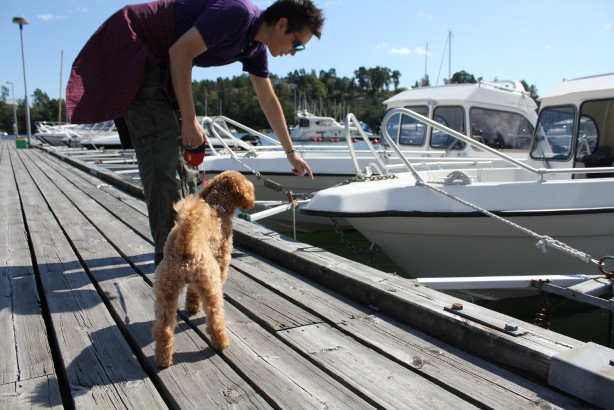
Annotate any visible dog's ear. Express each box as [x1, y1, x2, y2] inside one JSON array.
[[241, 179, 256, 210], [200, 180, 211, 199]]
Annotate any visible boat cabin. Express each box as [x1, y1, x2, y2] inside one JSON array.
[[290, 109, 376, 142], [528, 73, 614, 177], [382, 81, 538, 156]]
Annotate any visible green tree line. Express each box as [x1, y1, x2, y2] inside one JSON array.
[[0, 68, 539, 135]]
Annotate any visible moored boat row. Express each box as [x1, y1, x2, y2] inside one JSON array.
[[202, 79, 539, 232], [302, 73, 614, 297]]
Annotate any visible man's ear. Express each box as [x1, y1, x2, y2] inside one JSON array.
[[276, 17, 288, 32]]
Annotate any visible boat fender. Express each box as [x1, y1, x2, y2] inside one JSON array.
[[263, 178, 283, 192], [443, 171, 471, 185]]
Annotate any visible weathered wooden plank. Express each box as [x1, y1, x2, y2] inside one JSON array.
[[224, 263, 322, 331], [229, 252, 583, 409], [281, 323, 477, 409], [0, 146, 24, 387], [22, 148, 272, 409], [178, 294, 376, 409], [232, 218, 582, 381], [11, 147, 168, 409], [43, 148, 147, 213], [32, 149, 158, 279], [102, 275, 272, 410], [0, 145, 63, 409], [24, 149, 156, 274], [45, 147, 145, 199], [225, 267, 482, 407], [33, 149, 151, 239], [0, 376, 63, 409]]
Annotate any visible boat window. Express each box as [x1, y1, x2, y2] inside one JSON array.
[[431, 106, 466, 150], [575, 116, 599, 159], [383, 106, 428, 146], [530, 106, 575, 160], [470, 108, 534, 150]]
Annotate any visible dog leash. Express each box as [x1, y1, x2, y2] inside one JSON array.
[[221, 154, 300, 234]]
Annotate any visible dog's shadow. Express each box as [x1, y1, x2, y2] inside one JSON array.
[[63, 315, 219, 398]]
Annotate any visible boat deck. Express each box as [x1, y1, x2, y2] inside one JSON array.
[[1, 140, 590, 408]]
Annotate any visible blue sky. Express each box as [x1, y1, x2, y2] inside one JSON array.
[[2, 0, 613, 105]]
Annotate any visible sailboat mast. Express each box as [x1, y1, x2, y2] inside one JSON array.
[[58, 50, 63, 123], [448, 30, 452, 80], [424, 41, 428, 79]]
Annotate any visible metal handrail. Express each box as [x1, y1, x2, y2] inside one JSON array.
[[344, 113, 387, 177], [345, 112, 433, 183], [210, 116, 281, 146], [201, 116, 282, 157]]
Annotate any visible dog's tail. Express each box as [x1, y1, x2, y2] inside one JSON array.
[[172, 195, 203, 256]]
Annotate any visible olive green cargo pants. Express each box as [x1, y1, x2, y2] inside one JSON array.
[[124, 65, 199, 261]]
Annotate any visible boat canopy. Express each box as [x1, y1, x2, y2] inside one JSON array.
[[383, 81, 535, 112], [538, 73, 614, 106]]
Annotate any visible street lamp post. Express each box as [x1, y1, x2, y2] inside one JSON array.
[[12, 16, 31, 146], [5, 81, 18, 136]]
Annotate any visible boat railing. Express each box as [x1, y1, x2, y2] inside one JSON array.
[[205, 115, 395, 157], [478, 79, 531, 97], [376, 108, 614, 181], [344, 113, 390, 177], [202, 116, 280, 156]]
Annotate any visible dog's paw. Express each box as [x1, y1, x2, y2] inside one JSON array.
[[154, 351, 173, 368], [210, 332, 230, 351], [185, 301, 202, 314], [185, 290, 202, 313]]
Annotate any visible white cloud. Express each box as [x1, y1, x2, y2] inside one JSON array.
[[390, 47, 410, 55], [375, 42, 410, 55], [417, 12, 433, 22], [38, 13, 69, 21], [414, 47, 431, 56]]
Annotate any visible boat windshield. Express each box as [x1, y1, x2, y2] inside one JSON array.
[[530, 106, 577, 160], [384, 106, 428, 146], [430, 106, 466, 150], [469, 108, 534, 151]]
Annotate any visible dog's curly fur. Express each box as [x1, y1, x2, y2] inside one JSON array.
[[152, 170, 255, 367]]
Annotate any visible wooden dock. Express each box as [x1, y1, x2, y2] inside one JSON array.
[[0, 139, 593, 408]]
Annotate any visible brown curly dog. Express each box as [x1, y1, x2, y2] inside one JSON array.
[[152, 170, 255, 367]]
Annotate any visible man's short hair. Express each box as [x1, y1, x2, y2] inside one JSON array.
[[263, 0, 325, 39]]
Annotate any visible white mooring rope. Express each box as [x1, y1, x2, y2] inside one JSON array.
[[424, 172, 601, 267]]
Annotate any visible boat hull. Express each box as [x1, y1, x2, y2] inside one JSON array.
[[35, 134, 69, 146], [348, 210, 614, 279], [301, 175, 614, 285]]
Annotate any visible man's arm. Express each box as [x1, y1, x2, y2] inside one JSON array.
[[169, 27, 208, 147], [250, 74, 314, 179]]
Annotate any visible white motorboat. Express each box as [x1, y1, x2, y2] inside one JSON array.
[[201, 80, 538, 232], [78, 120, 122, 149], [289, 109, 377, 143], [77, 116, 254, 151], [34, 121, 82, 146], [301, 73, 614, 295]]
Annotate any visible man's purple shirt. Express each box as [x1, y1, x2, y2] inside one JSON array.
[[66, 0, 268, 125]]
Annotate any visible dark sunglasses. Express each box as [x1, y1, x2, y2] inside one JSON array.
[[292, 32, 305, 52]]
